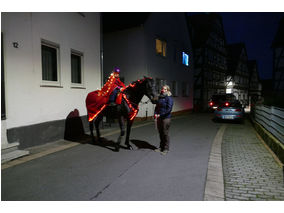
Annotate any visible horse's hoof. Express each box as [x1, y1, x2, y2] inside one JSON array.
[[115, 144, 120, 152]]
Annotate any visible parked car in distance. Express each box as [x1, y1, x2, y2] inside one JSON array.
[[214, 100, 244, 122], [208, 93, 237, 111]]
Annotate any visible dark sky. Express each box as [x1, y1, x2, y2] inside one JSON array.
[[220, 12, 284, 80]]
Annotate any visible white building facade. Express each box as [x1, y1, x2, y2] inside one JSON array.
[[1, 12, 101, 148], [103, 13, 194, 118]]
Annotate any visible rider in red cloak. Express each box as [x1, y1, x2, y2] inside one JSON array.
[[86, 67, 126, 122]]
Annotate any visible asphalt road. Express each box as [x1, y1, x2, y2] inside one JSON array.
[[2, 113, 222, 201]]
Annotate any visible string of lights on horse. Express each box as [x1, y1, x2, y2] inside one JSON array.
[[88, 73, 150, 122]]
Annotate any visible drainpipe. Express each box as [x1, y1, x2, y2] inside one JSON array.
[[100, 13, 105, 128], [100, 12, 104, 88]]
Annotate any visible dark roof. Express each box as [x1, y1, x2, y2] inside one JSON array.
[[187, 13, 224, 48], [272, 16, 284, 47], [102, 12, 150, 33], [226, 43, 247, 75]]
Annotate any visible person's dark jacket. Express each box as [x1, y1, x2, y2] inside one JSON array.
[[155, 94, 174, 119]]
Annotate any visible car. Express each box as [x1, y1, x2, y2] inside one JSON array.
[[214, 100, 244, 122], [208, 94, 236, 111]]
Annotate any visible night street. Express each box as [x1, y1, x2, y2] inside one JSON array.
[[1, 5, 284, 213], [2, 113, 222, 201]]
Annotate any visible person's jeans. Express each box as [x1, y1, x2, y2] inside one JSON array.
[[157, 117, 171, 151], [109, 88, 119, 103]]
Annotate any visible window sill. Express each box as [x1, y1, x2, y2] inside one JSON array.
[[40, 85, 63, 88], [71, 86, 86, 89]]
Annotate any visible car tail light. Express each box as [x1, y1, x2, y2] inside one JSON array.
[[209, 102, 213, 106], [225, 102, 229, 107], [217, 108, 222, 111], [235, 108, 241, 112]]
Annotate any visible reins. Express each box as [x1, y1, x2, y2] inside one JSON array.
[[120, 78, 149, 120]]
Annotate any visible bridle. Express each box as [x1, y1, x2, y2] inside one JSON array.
[[120, 77, 153, 120]]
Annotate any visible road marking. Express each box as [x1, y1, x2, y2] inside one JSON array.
[[204, 124, 227, 201]]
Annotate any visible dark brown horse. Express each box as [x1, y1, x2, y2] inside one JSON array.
[[88, 77, 158, 151]]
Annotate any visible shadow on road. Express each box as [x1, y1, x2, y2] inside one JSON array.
[[130, 139, 157, 150]]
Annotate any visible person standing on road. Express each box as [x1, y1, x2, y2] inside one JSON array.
[[154, 85, 174, 155]]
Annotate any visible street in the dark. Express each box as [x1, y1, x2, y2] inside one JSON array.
[[2, 113, 221, 201]]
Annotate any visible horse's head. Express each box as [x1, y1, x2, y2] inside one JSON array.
[[142, 77, 158, 104]]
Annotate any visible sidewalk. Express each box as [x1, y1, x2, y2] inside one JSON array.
[[222, 119, 284, 201], [3, 114, 283, 200]]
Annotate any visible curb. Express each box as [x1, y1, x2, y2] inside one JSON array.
[[204, 124, 227, 201], [251, 119, 284, 165]]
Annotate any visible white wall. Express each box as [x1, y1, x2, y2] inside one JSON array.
[[144, 13, 194, 114], [2, 12, 101, 129], [103, 13, 194, 118], [103, 27, 146, 84], [103, 27, 149, 118]]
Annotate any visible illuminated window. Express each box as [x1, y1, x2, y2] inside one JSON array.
[[156, 78, 166, 93], [71, 50, 84, 87], [41, 40, 61, 86], [226, 88, 232, 94], [156, 38, 167, 57], [182, 52, 189, 66]]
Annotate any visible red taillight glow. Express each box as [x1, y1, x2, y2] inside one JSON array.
[[225, 102, 229, 107], [209, 102, 213, 106]]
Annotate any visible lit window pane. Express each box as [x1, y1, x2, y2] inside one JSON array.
[[182, 52, 189, 66], [163, 41, 167, 57], [156, 39, 162, 55]]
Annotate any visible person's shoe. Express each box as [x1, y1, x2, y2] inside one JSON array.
[[154, 148, 161, 153], [161, 150, 169, 155]]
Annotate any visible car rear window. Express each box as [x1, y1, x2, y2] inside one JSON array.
[[211, 94, 236, 102], [220, 101, 242, 107]]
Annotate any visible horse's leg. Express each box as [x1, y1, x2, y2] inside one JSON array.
[[125, 119, 133, 150], [95, 114, 103, 142], [89, 121, 95, 143], [115, 115, 125, 152]]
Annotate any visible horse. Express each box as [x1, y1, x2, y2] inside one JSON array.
[[87, 77, 158, 151]]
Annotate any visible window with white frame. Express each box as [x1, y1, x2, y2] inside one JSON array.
[[71, 50, 84, 86], [171, 81, 178, 97], [156, 78, 166, 93], [182, 82, 190, 97], [41, 40, 60, 85], [155, 38, 167, 57]]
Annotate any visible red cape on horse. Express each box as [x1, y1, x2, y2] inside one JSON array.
[[86, 71, 125, 122]]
